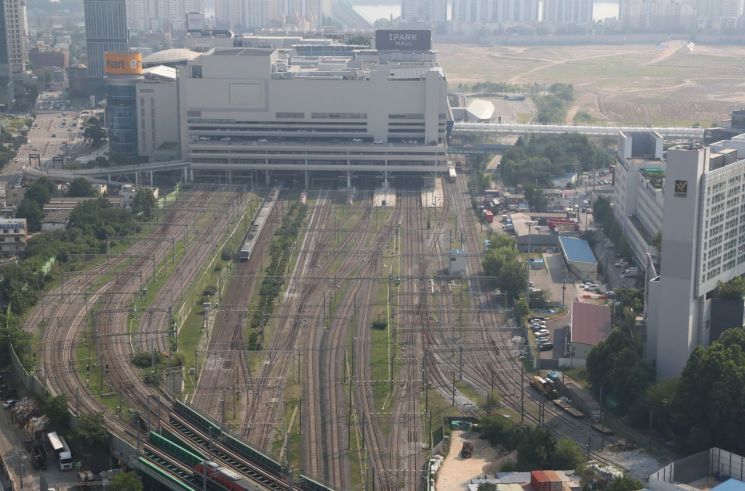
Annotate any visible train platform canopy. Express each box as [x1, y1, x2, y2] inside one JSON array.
[[558, 236, 597, 279]]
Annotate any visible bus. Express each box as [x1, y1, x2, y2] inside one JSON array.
[[45, 431, 73, 470]]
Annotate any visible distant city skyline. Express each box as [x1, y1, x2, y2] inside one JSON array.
[[353, 0, 620, 24]]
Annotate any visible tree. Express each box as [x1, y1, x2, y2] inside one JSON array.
[[75, 412, 110, 448], [606, 476, 644, 491], [586, 314, 654, 413], [478, 484, 497, 491], [717, 275, 745, 300], [16, 199, 42, 232], [66, 177, 97, 198], [24, 177, 56, 207], [669, 327, 745, 453], [132, 188, 156, 220], [41, 395, 70, 429], [83, 116, 106, 148], [524, 185, 548, 211], [109, 471, 143, 491]]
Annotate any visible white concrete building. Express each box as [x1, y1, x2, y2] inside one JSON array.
[[136, 66, 180, 160], [3, 0, 26, 74], [647, 142, 745, 378], [177, 39, 450, 185], [613, 131, 665, 269]]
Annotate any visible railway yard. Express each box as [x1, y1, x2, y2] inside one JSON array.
[[19, 176, 628, 491]]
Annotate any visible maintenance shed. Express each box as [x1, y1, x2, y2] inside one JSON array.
[[558, 236, 597, 280]]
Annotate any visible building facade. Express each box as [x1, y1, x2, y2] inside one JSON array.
[[646, 141, 745, 378], [3, 0, 26, 74], [0, 218, 27, 256], [451, 0, 540, 25], [697, 0, 744, 29], [401, 0, 447, 23], [84, 0, 129, 83], [177, 40, 449, 184], [136, 66, 180, 160], [105, 52, 143, 155], [542, 0, 594, 25], [619, 0, 697, 31], [0, 0, 12, 105]]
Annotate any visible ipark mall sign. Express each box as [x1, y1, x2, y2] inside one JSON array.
[[375, 30, 431, 51]]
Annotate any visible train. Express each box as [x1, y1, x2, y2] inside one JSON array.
[[194, 461, 256, 491], [448, 164, 457, 182], [531, 375, 558, 399], [171, 400, 335, 491], [240, 189, 279, 261]]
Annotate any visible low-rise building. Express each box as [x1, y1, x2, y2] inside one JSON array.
[[0, 218, 27, 256], [650, 448, 745, 491], [569, 300, 611, 359], [558, 236, 597, 280], [448, 248, 467, 276]]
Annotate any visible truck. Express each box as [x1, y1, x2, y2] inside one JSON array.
[[461, 442, 474, 458], [29, 444, 46, 470], [482, 210, 494, 223], [45, 431, 73, 471]]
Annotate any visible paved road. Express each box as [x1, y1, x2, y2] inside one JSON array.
[[3, 92, 89, 184]]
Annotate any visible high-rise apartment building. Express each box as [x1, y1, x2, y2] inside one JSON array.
[[619, 0, 697, 31], [0, 0, 13, 105], [85, 0, 129, 83], [127, 0, 203, 32], [3, 0, 26, 74], [451, 0, 539, 25], [697, 0, 744, 29], [543, 0, 594, 24], [401, 0, 447, 23]]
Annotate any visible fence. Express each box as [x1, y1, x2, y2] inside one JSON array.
[[649, 448, 745, 491], [9, 343, 49, 402]]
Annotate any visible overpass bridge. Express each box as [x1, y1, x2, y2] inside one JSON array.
[[453, 122, 705, 140], [24, 160, 191, 185], [447, 143, 512, 155]]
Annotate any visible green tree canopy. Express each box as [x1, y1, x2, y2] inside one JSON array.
[[66, 177, 98, 198], [75, 412, 110, 448], [482, 237, 527, 302], [670, 327, 745, 453], [109, 471, 143, 491], [83, 116, 106, 148], [132, 188, 156, 220], [25, 177, 56, 207], [16, 199, 42, 232], [586, 312, 654, 413], [41, 395, 70, 429]]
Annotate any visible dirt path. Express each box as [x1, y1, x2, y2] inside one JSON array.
[[506, 49, 637, 84], [642, 40, 686, 66], [436, 430, 514, 490]]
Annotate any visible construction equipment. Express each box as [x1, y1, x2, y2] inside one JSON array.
[[461, 442, 474, 458]]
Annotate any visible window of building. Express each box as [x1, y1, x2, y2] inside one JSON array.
[[191, 65, 202, 79]]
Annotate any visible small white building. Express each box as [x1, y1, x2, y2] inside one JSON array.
[[448, 249, 467, 277]]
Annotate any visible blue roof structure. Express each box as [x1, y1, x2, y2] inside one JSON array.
[[558, 236, 597, 265], [714, 479, 745, 491]]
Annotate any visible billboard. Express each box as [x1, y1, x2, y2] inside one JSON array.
[[375, 30, 431, 51], [104, 52, 142, 75]]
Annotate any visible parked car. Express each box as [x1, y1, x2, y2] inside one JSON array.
[[3, 399, 16, 409], [539, 343, 554, 351], [536, 329, 550, 337]]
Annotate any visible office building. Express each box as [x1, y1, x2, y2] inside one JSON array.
[[619, 0, 697, 31], [644, 139, 745, 379], [104, 52, 142, 155], [3, 0, 26, 74], [451, 0, 540, 26], [0, 0, 12, 105], [401, 0, 447, 23], [177, 31, 449, 185], [136, 65, 180, 160], [84, 0, 129, 84], [543, 0, 594, 25]]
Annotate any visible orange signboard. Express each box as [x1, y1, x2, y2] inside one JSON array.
[[104, 52, 142, 75]]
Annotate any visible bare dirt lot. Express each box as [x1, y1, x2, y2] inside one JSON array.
[[436, 41, 745, 126], [437, 430, 515, 490]]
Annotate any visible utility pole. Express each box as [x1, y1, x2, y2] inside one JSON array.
[[520, 358, 525, 424]]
